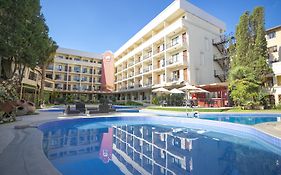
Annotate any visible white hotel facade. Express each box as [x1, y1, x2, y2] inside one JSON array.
[[113, 0, 227, 103]]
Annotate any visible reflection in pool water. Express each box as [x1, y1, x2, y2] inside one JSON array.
[[42, 122, 281, 175]]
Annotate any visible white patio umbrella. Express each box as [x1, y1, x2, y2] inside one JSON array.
[[152, 87, 170, 106], [179, 83, 205, 115], [169, 88, 184, 94], [152, 87, 170, 94], [189, 88, 210, 93]]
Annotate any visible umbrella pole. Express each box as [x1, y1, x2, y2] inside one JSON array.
[[186, 92, 188, 117]]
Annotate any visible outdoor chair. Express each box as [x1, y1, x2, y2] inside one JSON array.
[[65, 105, 80, 115], [75, 102, 86, 113]]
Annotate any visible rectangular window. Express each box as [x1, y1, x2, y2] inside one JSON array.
[[82, 68, 87, 73], [74, 66, 80, 73], [28, 72, 37, 81], [267, 31, 276, 39], [172, 36, 179, 46]]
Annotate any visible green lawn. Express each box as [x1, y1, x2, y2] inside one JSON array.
[[146, 106, 281, 113]]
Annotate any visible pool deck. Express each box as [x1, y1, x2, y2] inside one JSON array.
[[0, 110, 281, 175], [255, 122, 281, 139]]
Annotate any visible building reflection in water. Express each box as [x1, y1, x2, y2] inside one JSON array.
[[42, 124, 281, 175]]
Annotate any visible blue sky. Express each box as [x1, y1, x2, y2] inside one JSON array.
[[41, 0, 281, 54]]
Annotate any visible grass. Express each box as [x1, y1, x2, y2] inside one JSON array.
[[146, 106, 281, 113]]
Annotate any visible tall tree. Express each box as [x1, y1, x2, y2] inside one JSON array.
[[229, 7, 272, 108], [231, 12, 251, 68], [250, 7, 272, 84]]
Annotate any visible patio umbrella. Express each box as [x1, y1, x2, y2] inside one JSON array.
[[169, 88, 184, 94], [179, 83, 203, 115], [152, 87, 170, 106], [189, 88, 210, 93], [152, 87, 170, 94]]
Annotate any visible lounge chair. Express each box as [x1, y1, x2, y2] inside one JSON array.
[[75, 102, 86, 113], [65, 105, 80, 115]]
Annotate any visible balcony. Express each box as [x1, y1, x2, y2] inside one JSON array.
[[143, 53, 152, 60], [166, 55, 186, 68], [143, 65, 152, 73], [169, 77, 179, 82], [135, 84, 142, 88], [128, 62, 134, 67], [128, 84, 135, 89], [143, 82, 152, 87]]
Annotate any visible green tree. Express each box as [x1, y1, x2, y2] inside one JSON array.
[[250, 7, 272, 83], [231, 12, 251, 68], [229, 7, 272, 108], [0, 0, 56, 82], [228, 66, 260, 107]]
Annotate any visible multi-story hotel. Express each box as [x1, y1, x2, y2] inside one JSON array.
[[113, 0, 228, 104], [266, 25, 281, 105], [19, 0, 280, 106]]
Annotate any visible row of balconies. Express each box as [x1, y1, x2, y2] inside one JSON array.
[[115, 56, 186, 83], [47, 66, 101, 75], [116, 53, 187, 75], [115, 34, 187, 73], [117, 81, 153, 91], [54, 84, 101, 91]]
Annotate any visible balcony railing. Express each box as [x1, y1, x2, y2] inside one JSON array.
[[143, 53, 152, 60], [144, 82, 152, 87], [169, 77, 179, 82], [128, 62, 134, 67], [143, 66, 152, 73], [135, 84, 142, 88], [167, 56, 186, 65]]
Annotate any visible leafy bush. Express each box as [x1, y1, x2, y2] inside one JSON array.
[[275, 103, 281, 110], [0, 77, 19, 103], [125, 101, 143, 106], [152, 97, 160, 105]]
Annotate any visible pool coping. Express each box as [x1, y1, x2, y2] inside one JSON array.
[[1, 111, 281, 175]]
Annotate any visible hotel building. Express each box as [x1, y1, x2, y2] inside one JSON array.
[[20, 0, 280, 106], [113, 0, 228, 105], [266, 25, 281, 105], [45, 48, 106, 101]]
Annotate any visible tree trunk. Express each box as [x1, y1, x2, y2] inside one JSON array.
[[40, 63, 46, 105]]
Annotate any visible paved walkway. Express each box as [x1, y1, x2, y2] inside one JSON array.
[[0, 112, 63, 175]]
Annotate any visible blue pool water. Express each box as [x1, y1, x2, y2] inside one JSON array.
[[201, 115, 280, 125], [40, 117, 281, 175]]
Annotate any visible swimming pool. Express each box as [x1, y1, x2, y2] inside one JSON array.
[[39, 117, 281, 175]]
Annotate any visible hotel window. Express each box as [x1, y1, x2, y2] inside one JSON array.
[[74, 66, 80, 73], [82, 68, 87, 73], [172, 53, 179, 63], [172, 36, 179, 46], [46, 74, 52, 79], [267, 31, 276, 39], [74, 57, 81, 61], [268, 46, 277, 53], [28, 72, 37, 81], [57, 65, 62, 71]]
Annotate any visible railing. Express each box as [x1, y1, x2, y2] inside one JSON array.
[[143, 53, 152, 60], [169, 77, 179, 82], [143, 66, 152, 73], [144, 82, 152, 87], [135, 84, 142, 88], [167, 56, 186, 65], [128, 62, 134, 67]]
